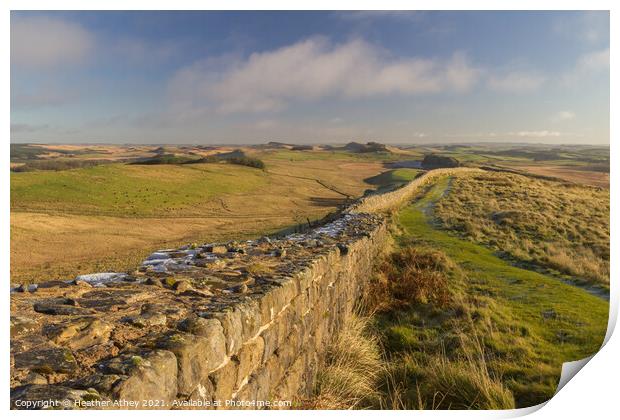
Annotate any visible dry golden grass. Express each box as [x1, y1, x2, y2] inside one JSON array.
[[305, 314, 385, 409], [434, 171, 609, 288], [365, 246, 455, 311], [10, 155, 385, 284], [310, 245, 515, 410], [392, 334, 515, 410], [10, 212, 306, 283], [508, 164, 609, 188]]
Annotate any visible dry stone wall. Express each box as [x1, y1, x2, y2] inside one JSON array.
[[10, 168, 473, 410], [349, 167, 481, 214], [10, 213, 388, 409]]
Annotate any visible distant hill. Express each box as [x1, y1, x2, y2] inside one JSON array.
[[265, 141, 295, 149], [343, 142, 389, 153], [291, 144, 314, 151], [421, 154, 460, 169]]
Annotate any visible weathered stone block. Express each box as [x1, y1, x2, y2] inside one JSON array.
[[10, 316, 38, 338], [252, 366, 271, 402], [158, 332, 225, 396], [237, 300, 261, 342], [234, 376, 258, 407], [112, 349, 178, 408], [187, 377, 215, 409], [273, 352, 307, 402], [235, 336, 265, 389], [14, 347, 78, 375], [213, 309, 243, 356], [209, 359, 238, 405], [263, 353, 284, 388], [178, 316, 226, 350], [46, 318, 113, 350]]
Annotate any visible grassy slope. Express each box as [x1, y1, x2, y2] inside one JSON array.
[[434, 172, 609, 289], [380, 177, 608, 407], [10, 155, 392, 283], [363, 169, 422, 194], [365, 168, 421, 185], [11, 163, 267, 217]]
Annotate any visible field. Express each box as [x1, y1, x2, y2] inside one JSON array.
[[10, 144, 413, 284], [310, 174, 608, 409], [9, 142, 610, 409], [434, 171, 610, 289], [382, 177, 608, 407], [10, 142, 608, 287], [404, 144, 610, 188]]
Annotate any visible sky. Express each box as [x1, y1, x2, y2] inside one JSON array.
[[10, 11, 610, 145]]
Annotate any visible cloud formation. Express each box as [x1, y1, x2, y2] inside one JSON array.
[[575, 48, 610, 72], [510, 130, 562, 138], [551, 111, 576, 122], [11, 15, 94, 69], [562, 48, 609, 84], [169, 38, 481, 113], [487, 71, 545, 93]]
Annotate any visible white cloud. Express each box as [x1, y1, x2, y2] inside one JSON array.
[[487, 71, 545, 93], [11, 16, 94, 69], [168, 38, 481, 114], [551, 111, 576, 122], [510, 130, 562, 138], [562, 48, 609, 84], [575, 48, 609, 72]]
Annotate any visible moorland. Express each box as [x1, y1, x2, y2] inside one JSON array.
[[10, 141, 610, 409]]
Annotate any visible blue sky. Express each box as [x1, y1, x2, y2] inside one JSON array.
[[10, 11, 610, 144]]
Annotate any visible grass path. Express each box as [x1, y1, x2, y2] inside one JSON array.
[[389, 176, 608, 407]]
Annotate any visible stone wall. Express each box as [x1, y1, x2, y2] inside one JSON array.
[[11, 167, 474, 410], [349, 167, 480, 214], [10, 213, 388, 409]]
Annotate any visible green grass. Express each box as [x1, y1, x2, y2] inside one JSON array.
[[10, 162, 268, 217], [365, 169, 421, 185], [434, 172, 609, 288], [377, 176, 608, 408], [364, 169, 422, 193]]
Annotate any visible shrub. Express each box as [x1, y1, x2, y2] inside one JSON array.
[[10, 159, 110, 172], [375, 246, 454, 309], [226, 156, 265, 169]]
